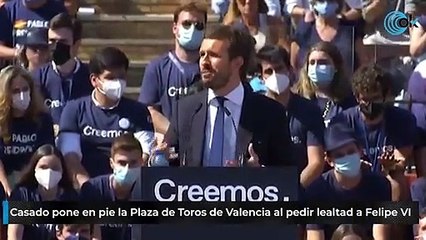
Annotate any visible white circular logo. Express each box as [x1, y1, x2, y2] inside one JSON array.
[[119, 118, 130, 129]]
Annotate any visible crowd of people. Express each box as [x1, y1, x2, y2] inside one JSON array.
[[0, 0, 426, 239]]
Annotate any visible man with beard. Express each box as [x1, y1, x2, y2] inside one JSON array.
[[164, 25, 294, 167], [139, 2, 207, 136]]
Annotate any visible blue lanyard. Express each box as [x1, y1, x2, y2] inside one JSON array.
[[360, 122, 387, 172], [168, 51, 185, 74], [61, 79, 73, 101], [54, 62, 76, 102]]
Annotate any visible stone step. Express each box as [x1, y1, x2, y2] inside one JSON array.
[[82, 0, 211, 14], [78, 38, 173, 62], [80, 14, 220, 39], [124, 87, 140, 100], [127, 61, 146, 87]]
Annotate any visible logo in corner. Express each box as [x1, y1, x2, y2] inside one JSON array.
[[384, 10, 419, 36]]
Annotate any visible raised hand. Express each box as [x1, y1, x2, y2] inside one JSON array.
[[246, 143, 261, 167]]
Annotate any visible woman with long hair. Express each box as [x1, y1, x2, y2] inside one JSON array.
[[7, 144, 78, 240], [223, 0, 271, 51], [0, 66, 54, 195], [294, 41, 356, 127], [290, 0, 366, 75]]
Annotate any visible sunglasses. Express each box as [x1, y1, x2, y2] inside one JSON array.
[[181, 20, 205, 31]]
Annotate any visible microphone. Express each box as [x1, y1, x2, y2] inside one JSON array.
[[224, 107, 238, 134]]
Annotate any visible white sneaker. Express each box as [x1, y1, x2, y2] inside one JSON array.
[[363, 31, 410, 45]]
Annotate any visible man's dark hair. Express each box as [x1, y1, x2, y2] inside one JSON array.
[[49, 12, 82, 43], [89, 47, 129, 75], [257, 45, 291, 69], [206, 25, 256, 80], [352, 64, 392, 98], [173, 2, 208, 23], [111, 133, 143, 157]]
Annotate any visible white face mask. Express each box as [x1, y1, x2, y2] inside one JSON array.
[[99, 79, 126, 100], [264, 72, 290, 94], [12, 90, 31, 111], [35, 168, 62, 190]]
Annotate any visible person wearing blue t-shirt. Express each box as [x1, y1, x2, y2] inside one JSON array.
[[331, 64, 416, 203], [258, 45, 324, 187], [290, 0, 365, 75], [80, 133, 143, 240], [294, 41, 357, 128], [8, 144, 80, 240], [0, 65, 54, 195], [304, 121, 391, 240], [58, 47, 155, 188], [32, 13, 91, 130], [331, 64, 417, 240], [0, 0, 66, 62], [138, 2, 207, 135]]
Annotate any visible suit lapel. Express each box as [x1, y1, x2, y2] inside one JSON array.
[[189, 91, 208, 166], [235, 87, 254, 161]]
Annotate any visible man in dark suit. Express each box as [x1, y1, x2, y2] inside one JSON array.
[[165, 25, 294, 167]]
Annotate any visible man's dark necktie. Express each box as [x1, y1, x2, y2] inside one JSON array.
[[207, 96, 227, 167]]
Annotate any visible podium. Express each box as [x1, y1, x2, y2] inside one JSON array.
[[132, 167, 299, 240]]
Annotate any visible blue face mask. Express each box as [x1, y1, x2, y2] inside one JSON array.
[[177, 24, 204, 51], [65, 236, 89, 240], [113, 165, 141, 186], [313, 1, 339, 17], [65, 235, 79, 240], [308, 63, 335, 85], [334, 153, 361, 177]]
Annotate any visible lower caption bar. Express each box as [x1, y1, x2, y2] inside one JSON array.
[[1, 201, 419, 225]]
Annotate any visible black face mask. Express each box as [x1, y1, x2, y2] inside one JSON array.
[[359, 102, 385, 120], [52, 42, 71, 66]]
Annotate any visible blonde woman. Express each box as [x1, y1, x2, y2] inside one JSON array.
[[223, 0, 271, 51], [0, 65, 54, 195], [295, 41, 356, 128]]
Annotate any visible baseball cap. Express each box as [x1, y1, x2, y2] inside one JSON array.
[[24, 28, 49, 46], [324, 121, 358, 152]]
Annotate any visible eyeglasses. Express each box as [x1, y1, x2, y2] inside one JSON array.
[[181, 20, 205, 31]]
